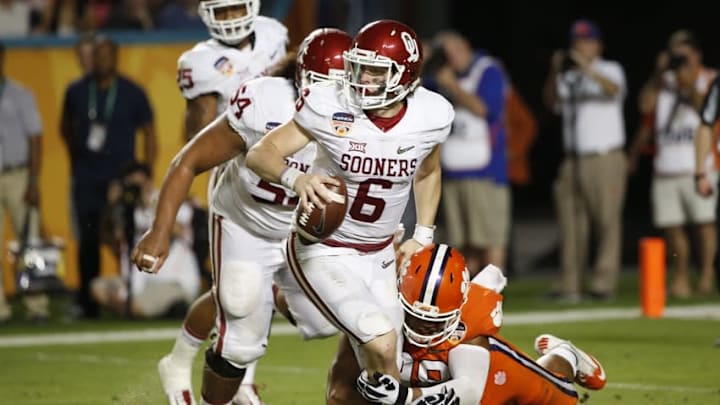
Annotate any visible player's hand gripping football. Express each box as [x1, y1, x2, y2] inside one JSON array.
[[293, 173, 341, 212], [131, 228, 170, 274], [356, 370, 411, 405]]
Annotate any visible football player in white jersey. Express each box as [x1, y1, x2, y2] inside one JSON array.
[[165, 1, 288, 404], [177, 0, 288, 140], [132, 28, 352, 405], [246, 19, 455, 404]]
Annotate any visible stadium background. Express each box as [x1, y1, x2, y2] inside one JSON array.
[[4, 0, 720, 295]]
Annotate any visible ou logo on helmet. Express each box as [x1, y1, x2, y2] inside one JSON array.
[[401, 32, 420, 63]]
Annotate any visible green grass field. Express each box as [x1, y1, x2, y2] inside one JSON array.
[[1, 274, 718, 404]]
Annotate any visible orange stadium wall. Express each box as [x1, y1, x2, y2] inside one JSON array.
[[3, 36, 212, 296]]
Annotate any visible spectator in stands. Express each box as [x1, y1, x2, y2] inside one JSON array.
[[543, 19, 627, 302], [630, 29, 717, 298], [0, 0, 33, 37], [0, 42, 50, 323], [36, 0, 85, 35], [104, 0, 154, 30], [423, 30, 510, 276], [60, 35, 156, 319], [93, 161, 200, 319], [154, 0, 205, 30]]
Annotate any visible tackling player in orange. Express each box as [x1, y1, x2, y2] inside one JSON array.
[[357, 243, 607, 405]]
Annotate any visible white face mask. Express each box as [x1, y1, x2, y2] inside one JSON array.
[[198, 0, 259, 45]]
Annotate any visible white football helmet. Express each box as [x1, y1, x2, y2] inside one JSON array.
[[198, 0, 260, 45]]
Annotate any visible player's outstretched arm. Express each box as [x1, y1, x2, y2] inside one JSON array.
[[413, 342, 490, 405], [131, 113, 245, 273]]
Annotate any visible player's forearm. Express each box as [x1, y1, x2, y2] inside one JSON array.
[[413, 343, 490, 404], [143, 123, 158, 167], [246, 140, 288, 184], [413, 162, 441, 227], [151, 158, 196, 237], [695, 124, 713, 174]]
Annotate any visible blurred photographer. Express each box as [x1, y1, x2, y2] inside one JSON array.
[[93, 161, 200, 318], [630, 30, 717, 298], [543, 19, 628, 302], [421, 31, 511, 275]]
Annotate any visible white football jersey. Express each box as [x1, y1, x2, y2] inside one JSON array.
[[176, 16, 288, 115], [295, 82, 454, 245], [212, 77, 316, 240]]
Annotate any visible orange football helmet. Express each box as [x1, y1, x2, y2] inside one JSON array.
[[398, 243, 469, 347]]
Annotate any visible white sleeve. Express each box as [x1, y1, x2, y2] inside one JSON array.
[[418, 344, 490, 405], [177, 50, 226, 100]]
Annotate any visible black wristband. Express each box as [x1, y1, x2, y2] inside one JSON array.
[[695, 173, 707, 181]]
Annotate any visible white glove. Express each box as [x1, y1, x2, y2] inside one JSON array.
[[411, 387, 459, 405], [356, 370, 411, 405]]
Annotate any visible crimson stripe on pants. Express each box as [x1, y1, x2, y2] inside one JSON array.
[[285, 234, 362, 342]]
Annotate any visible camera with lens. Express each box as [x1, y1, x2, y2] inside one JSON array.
[[667, 53, 688, 70], [560, 51, 578, 72], [121, 182, 142, 207], [423, 42, 448, 75]]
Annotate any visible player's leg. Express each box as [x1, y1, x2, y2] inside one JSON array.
[[158, 290, 216, 405], [534, 334, 607, 390], [200, 216, 279, 405], [286, 236, 403, 382], [486, 336, 578, 405], [274, 249, 338, 340], [326, 335, 366, 405]]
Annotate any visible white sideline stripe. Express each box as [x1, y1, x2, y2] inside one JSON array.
[[503, 303, 720, 325], [0, 304, 719, 348], [0, 324, 297, 348], [607, 382, 718, 393]]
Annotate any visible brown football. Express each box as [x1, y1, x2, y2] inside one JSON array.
[[295, 176, 348, 243]]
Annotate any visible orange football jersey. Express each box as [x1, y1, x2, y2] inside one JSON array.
[[401, 284, 578, 404]]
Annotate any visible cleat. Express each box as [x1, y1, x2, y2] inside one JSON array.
[[158, 354, 196, 405], [534, 334, 606, 390], [233, 384, 265, 405]]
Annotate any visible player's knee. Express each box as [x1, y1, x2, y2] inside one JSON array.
[[222, 343, 267, 366], [218, 261, 263, 317], [299, 323, 338, 340], [356, 311, 394, 339], [205, 347, 246, 379]]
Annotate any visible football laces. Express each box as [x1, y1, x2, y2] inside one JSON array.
[[298, 202, 315, 227]]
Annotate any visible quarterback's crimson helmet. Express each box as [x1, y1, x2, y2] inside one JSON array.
[[343, 19, 423, 109], [398, 244, 469, 347], [296, 28, 352, 89], [198, 0, 259, 45]]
